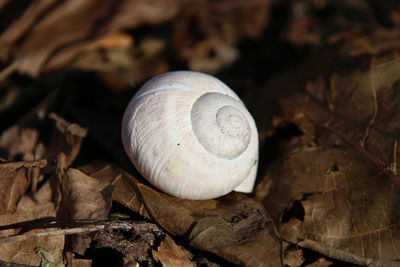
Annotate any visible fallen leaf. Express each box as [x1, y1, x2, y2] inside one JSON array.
[[259, 56, 400, 266], [0, 0, 180, 77], [79, 162, 283, 266], [0, 180, 64, 266], [283, 246, 304, 267], [54, 156, 113, 255], [152, 235, 195, 267], [46, 113, 88, 170], [0, 91, 57, 161], [68, 35, 169, 89], [0, 95, 87, 193], [64, 168, 113, 222], [78, 162, 149, 218], [0, 159, 47, 214]]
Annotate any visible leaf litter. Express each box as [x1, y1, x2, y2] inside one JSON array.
[[2, 0, 400, 266], [257, 53, 400, 266]]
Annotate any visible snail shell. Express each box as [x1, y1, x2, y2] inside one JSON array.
[[121, 71, 258, 200]]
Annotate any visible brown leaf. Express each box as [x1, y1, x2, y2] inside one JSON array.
[[54, 160, 113, 254], [79, 162, 282, 266], [0, 93, 87, 171], [0, 0, 180, 77], [0, 159, 47, 214], [0, 91, 57, 161], [64, 168, 113, 222], [0, 180, 64, 266], [283, 246, 304, 267], [152, 235, 195, 267], [1, 97, 88, 196], [79, 161, 149, 218], [47, 113, 88, 170], [68, 34, 169, 89], [259, 56, 400, 266]]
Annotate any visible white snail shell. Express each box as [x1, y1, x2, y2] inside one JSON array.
[[121, 71, 258, 200]]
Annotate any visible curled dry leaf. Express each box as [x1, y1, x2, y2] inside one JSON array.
[[0, 0, 180, 77], [47, 113, 88, 170], [0, 159, 46, 214], [259, 56, 400, 266], [79, 162, 282, 266]]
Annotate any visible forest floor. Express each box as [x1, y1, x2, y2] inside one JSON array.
[[1, 0, 400, 266]]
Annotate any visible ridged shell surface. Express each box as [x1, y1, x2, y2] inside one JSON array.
[[121, 71, 258, 200]]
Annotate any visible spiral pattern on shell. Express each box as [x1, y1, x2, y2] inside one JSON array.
[[121, 71, 258, 200]]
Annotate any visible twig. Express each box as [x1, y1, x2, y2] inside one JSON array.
[[0, 221, 134, 243]]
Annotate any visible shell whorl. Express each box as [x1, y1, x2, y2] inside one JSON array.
[[191, 93, 251, 160], [121, 71, 258, 200]]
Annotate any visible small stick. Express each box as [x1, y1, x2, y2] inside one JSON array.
[[0, 221, 133, 243]]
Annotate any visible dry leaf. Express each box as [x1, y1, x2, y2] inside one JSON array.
[[283, 247, 304, 267], [259, 56, 400, 266], [0, 0, 179, 77], [152, 235, 195, 267], [79, 162, 149, 218], [0, 95, 87, 194], [0, 91, 57, 161], [54, 157, 113, 254], [68, 34, 169, 89], [0, 159, 47, 214], [64, 168, 113, 222], [0, 180, 64, 266], [79, 162, 282, 266], [47, 113, 88, 170]]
